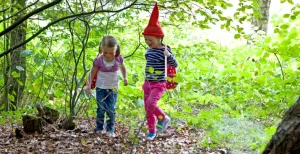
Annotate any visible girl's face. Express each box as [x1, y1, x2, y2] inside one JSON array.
[[102, 46, 116, 62], [144, 36, 161, 48]]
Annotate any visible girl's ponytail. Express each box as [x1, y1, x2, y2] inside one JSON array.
[[115, 44, 120, 57]]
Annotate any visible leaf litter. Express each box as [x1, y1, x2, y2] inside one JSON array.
[[0, 118, 225, 154]]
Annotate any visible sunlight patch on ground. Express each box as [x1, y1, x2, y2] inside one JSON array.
[[212, 117, 271, 153]]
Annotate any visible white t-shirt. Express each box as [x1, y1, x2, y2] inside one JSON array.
[[96, 59, 119, 89]]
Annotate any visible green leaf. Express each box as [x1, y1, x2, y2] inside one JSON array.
[[256, 76, 267, 85], [181, 106, 192, 114], [234, 34, 240, 39], [240, 71, 252, 78], [264, 36, 272, 43], [17, 80, 24, 86], [55, 90, 64, 97], [265, 126, 277, 136], [288, 31, 298, 39], [8, 94, 15, 102], [290, 15, 296, 20], [12, 71, 20, 78], [227, 76, 237, 82], [283, 14, 290, 18], [280, 24, 289, 29], [20, 50, 33, 57], [287, 0, 294, 4], [274, 28, 280, 33], [280, 0, 286, 3]]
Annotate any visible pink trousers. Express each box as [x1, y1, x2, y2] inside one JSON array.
[[142, 81, 167, 133]]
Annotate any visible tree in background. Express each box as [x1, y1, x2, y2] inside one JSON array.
[[8, 0, 27, 110], [1, 0, 27, 110], [251, 0, 272, 33]]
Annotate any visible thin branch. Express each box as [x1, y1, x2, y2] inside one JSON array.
[[68, 18, 91, 115], [0, 7, 10, 14], [93, 0, 97, 11], [124, 30, 142, 59], [0, 0, 138, 58], [0, 0, 63, 37], [98, 0, 110, 10], [79, 0, 84, 13], [274, 53, 285, 80], [66, 0, 76, 15], [105, 12, 119, 34]]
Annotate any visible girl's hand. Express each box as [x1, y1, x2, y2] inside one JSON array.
[[124, 78, 128, 86], [84, 86, 91, 96], [164, 48, 170, 57]]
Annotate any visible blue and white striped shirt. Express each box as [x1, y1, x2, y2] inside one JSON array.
[[145, 46, 178, 81]]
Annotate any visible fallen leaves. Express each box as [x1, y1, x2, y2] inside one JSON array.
[[0, 118, 224, 153]]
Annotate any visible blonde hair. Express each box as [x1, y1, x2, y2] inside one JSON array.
[[98, 35, 120, 57]]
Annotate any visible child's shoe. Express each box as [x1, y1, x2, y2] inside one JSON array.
[[157, 115, 170, 133], [95, 129, 105, 134], [146, 132, 156, 140], [106, 131, 115, 138]]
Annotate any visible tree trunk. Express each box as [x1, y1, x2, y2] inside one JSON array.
[[7, 0, 27, 110], [3, 55, 9, 111], [251, 0, 272, 34], [263, 97, 300, 154]]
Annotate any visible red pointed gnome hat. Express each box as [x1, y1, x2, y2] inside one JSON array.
[[142, 2, 164, 37]]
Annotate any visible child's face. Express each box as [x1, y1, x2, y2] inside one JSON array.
[[144, 36, 161, 48], [102, 46, 116, 62]]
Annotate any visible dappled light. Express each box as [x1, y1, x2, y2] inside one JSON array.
[[0, 0, 300, 153]]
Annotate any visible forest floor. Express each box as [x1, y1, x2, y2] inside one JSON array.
[[0, 118, 226, 154]]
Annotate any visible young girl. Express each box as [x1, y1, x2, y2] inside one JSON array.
[[85, 35, 128, 137], [142, 3, 178, 140]]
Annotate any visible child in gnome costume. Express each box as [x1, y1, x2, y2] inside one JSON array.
[[141, 2, 178, 140]]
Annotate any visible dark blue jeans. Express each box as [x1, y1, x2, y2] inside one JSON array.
[[95, 88, 118, 132]]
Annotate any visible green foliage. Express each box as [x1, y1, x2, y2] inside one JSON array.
[[0, 0, 300, 153], [0, 108, 37, 125]]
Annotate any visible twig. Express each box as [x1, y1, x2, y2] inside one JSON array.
[[130, 118, 146, 154], [124, 31, 142, 59], [274, 53, 284, 80]]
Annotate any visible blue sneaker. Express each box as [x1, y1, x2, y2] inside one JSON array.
[[146, 132, 156, 140], [156, 115, 170, 133]]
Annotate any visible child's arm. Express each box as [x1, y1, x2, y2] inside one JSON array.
[[120, 64, 128, 86]]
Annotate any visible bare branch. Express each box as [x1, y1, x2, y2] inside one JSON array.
[[274, 53, 285, 80], [79, 0, 84, 13], [0, 7, 10, 14], [124, 29, 142, 59], [0, 0, 63, 37], [0, 0, 138, 58]]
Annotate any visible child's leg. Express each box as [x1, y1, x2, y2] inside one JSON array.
[[105, 90, 118, 132], [143, 81, 166, 133], [96, 88, 106, 131]]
